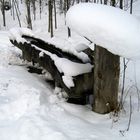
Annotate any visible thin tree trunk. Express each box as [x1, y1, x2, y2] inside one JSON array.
[[26, 0, 32, 29], [66, 0, 71, 37], [13, 0, 21, 27], [2, 0, 6, 26], [120, 0, 123, 9], [111, 0, 116, 6], [32, 0, 36, 20], [130, 0, 133, 14], [14, 0, 20, 13], [39, 0, 41, 19], [12, 0, 15, 20], [54, 0, 57, 29], [48, 0, 53, 37], [93, 45, 120, 114], [59, 0, 63, 12], [50, 4, 53, 38], [104, 0, 107, 5]]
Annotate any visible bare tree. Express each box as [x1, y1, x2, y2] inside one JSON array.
[[66, 0, 71, 37], [13, 0, 21, 27], [25, 0, 32, 29], [120, 0, 123, 9], [31, 0, 36, 20], [39, 0, 41, 19], [53, 0, 57, 29], [48, 0, 53, 37], [1, 0, 6, 26], [130, 0, 133, 14]]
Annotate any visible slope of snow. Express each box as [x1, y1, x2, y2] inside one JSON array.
[[66, 3, 140, 59]]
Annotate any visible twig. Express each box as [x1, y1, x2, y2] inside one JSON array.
[[119, 58, 126, 109], [127, 95, 132, 131], [133, 63, 140, 111], [119, 95, 132, 136], [84, 36, 93, 44]]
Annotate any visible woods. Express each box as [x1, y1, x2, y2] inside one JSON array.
[[0, 0, 136, 115], [0, 0, 140, 139]]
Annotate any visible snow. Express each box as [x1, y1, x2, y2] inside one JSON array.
[[9, 29, 93, 88], [39, 50, 93, 88], [9, 28, 34, 43], [10, 27, 90, 63], [66, 3, 140, 59], [0, 1, 140, 140], [75, 43, 89, 52], [62, 75, 74, 88], [53, 57, 93, 76], [38, 46, 93, 88], [0, 30, 140, 140]]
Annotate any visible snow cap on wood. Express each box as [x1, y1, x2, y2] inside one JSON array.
[[66, 3, 140, 59]]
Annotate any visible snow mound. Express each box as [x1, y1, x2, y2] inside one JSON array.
[[9, 27, 34, 43], [39, 49, 93, 88], [0, 31, 22, 67], [66, 3, 140, 59]]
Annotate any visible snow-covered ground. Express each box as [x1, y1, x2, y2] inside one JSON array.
[[0, 31, 140, 140], [0, 1, 140, 140]]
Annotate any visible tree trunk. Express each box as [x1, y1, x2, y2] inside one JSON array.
[[130, 0, 133, 14], [48, 0, 53, 37], [93, 45, 120, 114], [53, 0, 57, 29], [39, 0, 41, 19], [26, 0, 32, 29], [32, 0, 36, 20], [11, 0, 15, 20], [104, 0, 107, 5], [13, 0, 21, 27], [120, 0, 123, 9], [2, 0, 6, 26], [66, 0, 71, 37]]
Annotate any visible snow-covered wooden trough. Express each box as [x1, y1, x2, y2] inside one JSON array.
[[10, 28, 94, 104]]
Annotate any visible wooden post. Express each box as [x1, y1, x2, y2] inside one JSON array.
[[93, 45, 120, 114]]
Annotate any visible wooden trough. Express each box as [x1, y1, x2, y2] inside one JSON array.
[[10, 35, 94, 104]]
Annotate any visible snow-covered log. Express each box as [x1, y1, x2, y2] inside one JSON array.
[[10, 35, 94, 105]]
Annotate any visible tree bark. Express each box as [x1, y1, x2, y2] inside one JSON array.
[[39, 0, 41, 19], [32, 0, 36, 20], [48, 0, 53, 37], [2, 0, 6, 26], [120, 0, 123, 9], [26, 0, 32, 29], [130, 0, 133, 14], [13, 0, 21, 27], [93, 45, 120, 114], [53, 0, 57, 29], [66, 0, 71, 37]]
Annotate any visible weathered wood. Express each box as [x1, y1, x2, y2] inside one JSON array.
[[93, 45, 120, 114], [22, 35, 86, 63], [10, 38, 94, 105]]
